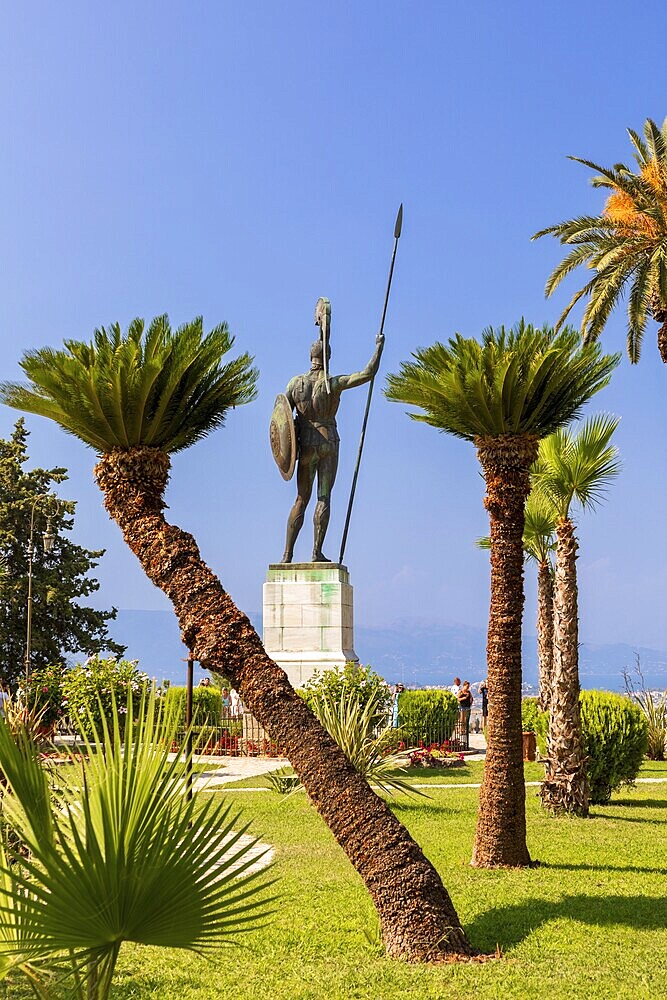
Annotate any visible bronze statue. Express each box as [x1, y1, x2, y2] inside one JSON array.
[[270, 298, 384, 563]]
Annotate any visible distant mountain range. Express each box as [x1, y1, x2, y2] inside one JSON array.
[[86, 609, 667, 693]]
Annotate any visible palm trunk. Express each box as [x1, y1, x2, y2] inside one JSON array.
[[539, 517, 589, 816], [94, 447, 475, 960], [536, 561, 554, 713], [471, 435, 537, 868]]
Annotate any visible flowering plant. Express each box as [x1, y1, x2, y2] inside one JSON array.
[[62, 655, 150, 738], [23, 664, 65, 728], [406, 744, 466, 769]]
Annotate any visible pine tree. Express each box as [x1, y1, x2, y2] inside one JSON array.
[[0, 419, 124, 685]]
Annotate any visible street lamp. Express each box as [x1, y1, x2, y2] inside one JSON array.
[[25, 496, 59, 682]]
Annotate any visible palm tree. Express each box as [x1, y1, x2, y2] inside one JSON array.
[[385, 321, 619, 867], [0, 315, 474, 960], [534, 117, 667, 363], [531, 415, 621, 816], [478, 494, 557, 712], [523, 497, 557, 713]]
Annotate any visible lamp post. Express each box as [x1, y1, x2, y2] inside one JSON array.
[[24, 496, 59, 683]]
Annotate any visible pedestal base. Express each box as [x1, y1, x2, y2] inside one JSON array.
[[262, 563, 358, 689]]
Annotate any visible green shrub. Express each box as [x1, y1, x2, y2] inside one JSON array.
[[580, 690, 648, 804], [397, 689, 459, 746], [163, 686, 224, 727], [299, 664, 392, 717], [62, 655, 150, 738], [521, 697, 548, 756]]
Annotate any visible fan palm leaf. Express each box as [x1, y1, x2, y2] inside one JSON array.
[[0, 693, 273, 998], [534, 117, 667, 362], [0, 316, 258, 453], [532, 414, 621, 517]]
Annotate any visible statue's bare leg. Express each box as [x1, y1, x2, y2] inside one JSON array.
[[312, 448, 338, 562], [282, 454, 316, 563]]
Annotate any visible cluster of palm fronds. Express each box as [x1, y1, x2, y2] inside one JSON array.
[[0, 692, 272, 998]]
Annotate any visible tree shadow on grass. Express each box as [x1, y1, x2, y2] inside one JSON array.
[[468, 894, 667, 951], [543, 861, 667, 876], [590, 812, 667, 825], [610, 797, 667, 809]]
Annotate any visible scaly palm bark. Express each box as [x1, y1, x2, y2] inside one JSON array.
[[536, 560, 554, 714], [471, 436, 537, 867], [540, 517, 589, 816], [94, 446, 475, 960]]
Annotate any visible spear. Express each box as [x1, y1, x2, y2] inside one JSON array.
[[338, 204, 403, 565]]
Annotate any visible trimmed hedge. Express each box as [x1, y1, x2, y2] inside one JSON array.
[[581, 690, 648, 805], [397, 689, 459, 746], [162, 686, 224, 727], [521, 691, 649, 804]]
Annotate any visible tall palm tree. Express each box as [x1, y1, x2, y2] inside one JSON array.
[[534, 117, 667, 363], [477, 495, 557, 712], [0, 315, 473, 961], [523, 497, 557, 713], [531, 415, 621, 816], [386, 321, 619, 867]]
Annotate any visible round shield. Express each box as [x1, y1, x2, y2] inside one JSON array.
[[269, 393, 297, 481]]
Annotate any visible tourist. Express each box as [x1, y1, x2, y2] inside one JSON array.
[[457, 680, 473, 733], [479, 678, 488, 729], [230, 688, 243, 718], [450, 676, 461, 696]]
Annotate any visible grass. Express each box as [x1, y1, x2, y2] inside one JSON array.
[[3, 762, 666, 999]]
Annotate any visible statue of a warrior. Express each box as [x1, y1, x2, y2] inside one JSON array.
[[270, 297, 384, 563]]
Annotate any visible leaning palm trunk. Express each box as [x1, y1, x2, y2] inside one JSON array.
[[536, 561, 554, 713], [471, 436, 536, 867], [540, 517, 589, 816], [94, 447, 475, 960]]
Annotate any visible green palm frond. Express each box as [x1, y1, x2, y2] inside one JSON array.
[[0, 692, 273, 997], [384, 320, 619, 442], [534, 118, 667, 362], [531, 414, 621, 519], [0, 316, 259, 454]]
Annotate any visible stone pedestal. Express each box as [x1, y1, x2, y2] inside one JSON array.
[[262, 563, 358, 690]]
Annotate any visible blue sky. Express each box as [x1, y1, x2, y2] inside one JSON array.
[[1, 2, 666, 654]]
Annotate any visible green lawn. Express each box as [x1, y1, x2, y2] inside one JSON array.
[[5, 762, 667, 999]]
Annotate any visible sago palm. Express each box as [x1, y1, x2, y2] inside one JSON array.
[[534, 117, 667, 363], [386, 320, 619, 867], [0, 316, 473, 961], [0, 693, 271, 999], [531, 415, 621, 816], [477, 493, 557, 713]]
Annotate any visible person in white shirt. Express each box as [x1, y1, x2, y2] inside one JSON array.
[[450, 677, 461, 696]]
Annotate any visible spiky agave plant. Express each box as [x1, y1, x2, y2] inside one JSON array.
[[0, 692, 272, 999], [534, 117, 667, 363]]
